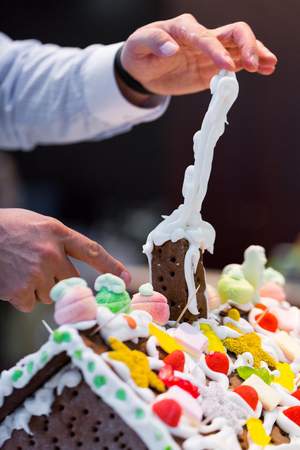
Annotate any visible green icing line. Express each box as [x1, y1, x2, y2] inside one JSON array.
[[135, 408, 145, 419], [95, 287, 130, 313], [115, 388, 127, 401], [40, 351, 48, 364], [27, 361, 34, 374], [87, 361, 96, 373], [93, 375, 107, 388], [53, 330, 72, 344], [11, 369, 23, 382]]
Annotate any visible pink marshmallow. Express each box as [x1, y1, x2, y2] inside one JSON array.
[[260, 282, 286, 302], [131, 291, 170, 325], [54, 286, 97, 325]]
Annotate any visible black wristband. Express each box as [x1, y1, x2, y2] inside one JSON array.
[[114, 46, 155, 96]]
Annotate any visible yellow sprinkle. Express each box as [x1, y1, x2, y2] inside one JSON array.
[[228, 308, 240, 321], [246, 418, 271, 446], [223, 333, 277, 369], [108, 337, 165, 392], [148, 323, 184, 354], [273, 362, 295, 392], [200, 323, 226, 354]]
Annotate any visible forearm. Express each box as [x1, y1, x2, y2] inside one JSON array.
[[0, 35, 169, 150]]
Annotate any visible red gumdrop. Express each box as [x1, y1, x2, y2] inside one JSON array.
[[205, 352, 229, 375], [152, 399, 182, 427], [164, 350, 185, 372], [159, 364, 174, 381], [255, 312, 278, 332], [163, 376, 200, 398], [234, 385, 259, 411], [292, 389, 300, 401], [283, 406, 300, 426]]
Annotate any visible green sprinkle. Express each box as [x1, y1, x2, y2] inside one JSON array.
[[40, 351, 48, 364], [93, 375, 107, 388], [53, 330, 72, 344], [87, 361, 96, 373], [135, 408, 145, 419], [116, 388, 126, 401], [11, 369, 23, 382], [27, 361, 34, 374], [73, 349, 83, 360]]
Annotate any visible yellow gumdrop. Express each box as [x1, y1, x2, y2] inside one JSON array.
[[199, 323, 226, 353], [228, 308, 240, 321], [148, 323, 184, 354], [274, 362, 295, 392], [246, 418, 271, 446]]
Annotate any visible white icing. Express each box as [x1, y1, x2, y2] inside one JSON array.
[[96, 306, 151, 342], [146, 335, 160, 359], [139, 283, 154, 296], [94, 273, 126, 293], [143, 70, 239, 315], [199, 354, 229, 389], [183, 425, 241, 450]]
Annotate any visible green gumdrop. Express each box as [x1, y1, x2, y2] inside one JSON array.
[[237, 366, 255, 381], [218, 275, 255, 305], [95, 287, 130, 313]]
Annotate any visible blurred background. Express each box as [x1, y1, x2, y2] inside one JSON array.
[[1, 0, 300, 368]]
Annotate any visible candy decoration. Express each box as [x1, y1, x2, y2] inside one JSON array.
[[163, 351, 185, 372], [255, 303, 268, 311], [206, 284, 221, 310], [200, 323, 226, 354], [275, 331, 300, 361], [108, 337, 165, 392], [152, 399, 182, 427], [205, 352, 229, 375], [53, 284, 97, 325], [123, 315, 137, 329], [227, 308, 240, 321], [283, 406, 300, 427], [233, 385, 259, 411], [254, 312, 278, 332], [50, 277, 87, 302], [243, 374, 281, 411], [159, 364, 174, 382], [237, 366, 273, 385], [292, 389, 300, 401], [218, 274, 254, 305], [131, 283, 170, 325], [94, 274, 131, 314], [223, 332, 277, 369], [148, 323, 184, 354], [260, 281, 286, 302], [160, 385, 203, 422], [246, 418, 271, 446], [173, 323, 208, 357], [158, 365, 199, 398], [273, 362, 295, 392]]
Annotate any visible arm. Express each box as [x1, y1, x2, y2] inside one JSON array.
[[0, 35, 169, 150]]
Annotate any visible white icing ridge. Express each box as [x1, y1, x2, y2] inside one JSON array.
[[143, 70, 239, 316]]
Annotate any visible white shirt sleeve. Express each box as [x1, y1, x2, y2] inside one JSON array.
[[0, 34, 170, 150]]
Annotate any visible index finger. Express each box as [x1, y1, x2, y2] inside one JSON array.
[[214, 21, 259, 71], [63, 228, 131, 286]]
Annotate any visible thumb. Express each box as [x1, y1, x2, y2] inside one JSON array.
[[127, 27, 179, 58], [63, 228, 131, 286]]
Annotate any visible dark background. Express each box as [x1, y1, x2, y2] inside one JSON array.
[[0, 0, 299, 367]]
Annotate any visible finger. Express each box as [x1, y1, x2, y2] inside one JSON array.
[[256, 40, 278, 66], [168, 15, 235, 70], [126, 27, 179, 58], [215, 22, 259, 71], [11, 291, 36, 313], [35, 279, 56, 305], [55, 256, 80, 281], [63, 228, 131, 286]]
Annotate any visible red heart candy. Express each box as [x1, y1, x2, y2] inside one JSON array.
[[233, 385, 259, 411], [254, 312, 278, 332], [152, 399, 182, 427], [283, 406, 300, 426], [164, 350, 185, 372], [205, 352, 229, 374]]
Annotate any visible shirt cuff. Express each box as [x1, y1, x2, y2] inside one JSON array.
[[81, 42, 170, 128]]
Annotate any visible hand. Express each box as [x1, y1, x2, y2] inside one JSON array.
[[121, 13, 278, 95], [0, 209, 131, 312]]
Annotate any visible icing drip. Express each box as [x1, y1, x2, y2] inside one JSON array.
[[143, 70, 239, 315]]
